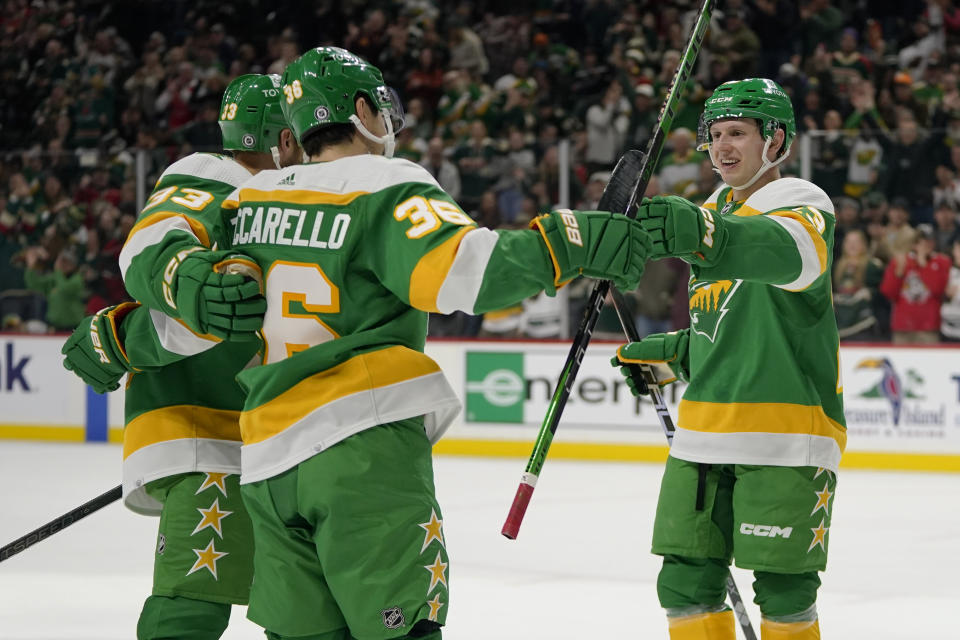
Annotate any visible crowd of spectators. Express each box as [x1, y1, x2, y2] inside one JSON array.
[[1, 0, 960, 343]]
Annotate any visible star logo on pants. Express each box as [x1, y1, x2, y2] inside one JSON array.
[[807, 518, 828, 553], [192, 498, 233, 538], [423, 551, 448, 594], [195, 472, 230, 497], [418, 508, 445, 553], [810, 482, 833, 517], [427, 593, 445, 622], [186, 539, 229, 579]]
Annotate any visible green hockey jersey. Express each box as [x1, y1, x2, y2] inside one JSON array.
[[222, 155, 558, 484], [673, 177, 847, 472], [117, 153, 257, 515]]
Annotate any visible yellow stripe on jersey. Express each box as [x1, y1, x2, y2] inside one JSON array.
[[124, 211, 211, 251], [730, 203, 764, 216], [240, 346, 441, 445], [409, 226, 475, 312], [237, 188, 370, 207], [123, 406, 242, 459], [767, 210, 828, 276], [678, 399, 847, 451]]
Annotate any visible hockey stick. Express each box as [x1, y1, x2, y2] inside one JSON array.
[[0, 484, 121, 563], [502, 0, 713, 540]]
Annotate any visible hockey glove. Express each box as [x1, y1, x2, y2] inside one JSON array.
[[62, 303, 140, 394], [531, 209, 652, 292], [611, 329, 691, 397], [165, 249, 266, 341], [636, 196, 728, 265]]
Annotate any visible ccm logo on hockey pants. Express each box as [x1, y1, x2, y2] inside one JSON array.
[[740, 523, 793, 538]]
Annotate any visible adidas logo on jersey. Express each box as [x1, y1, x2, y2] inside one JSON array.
[[278, 173, 295, 186]]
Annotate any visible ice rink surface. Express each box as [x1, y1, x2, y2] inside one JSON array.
[[1, 440, 958, 639]]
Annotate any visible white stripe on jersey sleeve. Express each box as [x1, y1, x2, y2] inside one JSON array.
[[769, 215, 823, 291], [148, 308, 218, 356], [119, 216, 202, 280], [435, 227, 500, 314], [158, 153, 253, 187], [746, 177, 835, 215]]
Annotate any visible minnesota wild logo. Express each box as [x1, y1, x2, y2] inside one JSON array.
[[689, 279, 741, 342]]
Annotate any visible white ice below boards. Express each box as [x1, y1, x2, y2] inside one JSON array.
[[0, 441, 957, 638]]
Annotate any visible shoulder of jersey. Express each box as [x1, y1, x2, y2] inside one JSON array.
[[234, 156, 442, 198], [746, 177, 835, 215], [300, 155, 441, 193], [157, 153, 254, 189]]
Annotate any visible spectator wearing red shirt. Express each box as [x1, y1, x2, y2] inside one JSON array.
[[881, 224, 952, 343]]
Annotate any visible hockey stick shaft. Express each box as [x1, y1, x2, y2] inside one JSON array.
[[0, 484, 121, 563], [501, 0, 713, 541]]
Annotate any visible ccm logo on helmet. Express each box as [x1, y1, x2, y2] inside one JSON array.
[[740, 523, 793, 538]]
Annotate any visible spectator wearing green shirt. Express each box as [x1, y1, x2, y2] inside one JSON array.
[[23, 246, 87, 331]]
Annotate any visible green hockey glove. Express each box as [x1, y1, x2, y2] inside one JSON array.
[[611, 330, 691, 397], [62, 303, 140, 393], [531, 209, 652, 292], [164, 249, 266, 341], [637, 195, 728, 264]]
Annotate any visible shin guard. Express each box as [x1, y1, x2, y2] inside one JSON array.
[[667, 610, 736, 640], [760, 618, 820, 640]]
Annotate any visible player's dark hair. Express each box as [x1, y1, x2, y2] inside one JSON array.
[[302, 93, 378, 157]]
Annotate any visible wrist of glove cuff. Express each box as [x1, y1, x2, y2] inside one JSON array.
[[531, 209, 650, 292], [530, 212, 581, 289]]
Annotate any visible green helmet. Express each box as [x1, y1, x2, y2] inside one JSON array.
[[696, 78, 796, 155], [280, 46, 405, 156], [219, 74, 287, 153]]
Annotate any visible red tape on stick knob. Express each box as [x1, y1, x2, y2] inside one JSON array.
[[501, 480, 536, 539]]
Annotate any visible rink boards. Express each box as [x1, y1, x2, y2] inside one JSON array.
[[1, 335, 959, 472]]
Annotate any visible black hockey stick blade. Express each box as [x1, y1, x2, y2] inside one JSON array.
[[597, 149, 645, 214]]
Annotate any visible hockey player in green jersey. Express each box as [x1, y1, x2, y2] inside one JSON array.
[[613, 78, 844, 640], [60, 74, 300, 640], [219, 46, 652, 640]]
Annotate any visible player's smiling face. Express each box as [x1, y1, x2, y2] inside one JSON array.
[[708, 118, 766, 185]]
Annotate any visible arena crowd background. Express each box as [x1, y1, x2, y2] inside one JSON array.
[[1, 0, 959, 344]]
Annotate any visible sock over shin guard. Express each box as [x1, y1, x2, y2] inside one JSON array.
[[760, 618, 821, 640], [667, 610, 736, 640]]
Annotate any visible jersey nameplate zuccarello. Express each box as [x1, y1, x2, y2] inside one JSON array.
[[221, 154, 558, 484], [673, 178, 847, 472]]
